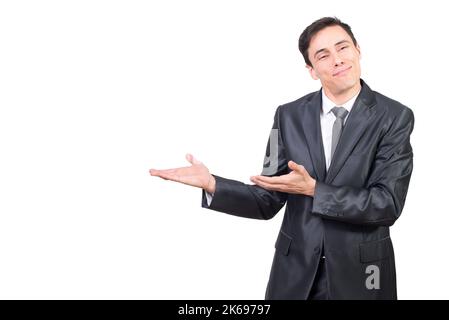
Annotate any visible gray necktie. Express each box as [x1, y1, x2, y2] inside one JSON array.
[[331, 106, 349, 160]]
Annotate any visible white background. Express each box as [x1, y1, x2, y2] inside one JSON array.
[[0, 0, 447, 299]]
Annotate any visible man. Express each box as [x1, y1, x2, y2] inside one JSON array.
[[150, 17, 414, 300]]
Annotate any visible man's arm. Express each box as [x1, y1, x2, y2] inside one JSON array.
[[311, 107, 414, 226], [201, 175, 288, 220]]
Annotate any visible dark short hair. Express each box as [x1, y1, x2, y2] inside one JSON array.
[[298, 17, 358, 67]]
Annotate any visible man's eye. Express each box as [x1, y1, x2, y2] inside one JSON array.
[[319, 55, 328, 60], [339, 46, 349, 50]]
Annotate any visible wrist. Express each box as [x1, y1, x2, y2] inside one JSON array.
[[205, 175, 216, 194], [308, 179, 316, 197]]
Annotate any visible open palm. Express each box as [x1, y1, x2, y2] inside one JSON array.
[[149, 153, 214, 192]]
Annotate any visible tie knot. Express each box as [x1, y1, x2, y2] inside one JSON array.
[[331, 106, 348, 119]]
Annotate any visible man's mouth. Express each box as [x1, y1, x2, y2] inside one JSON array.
[[333, 66, 352, 77]]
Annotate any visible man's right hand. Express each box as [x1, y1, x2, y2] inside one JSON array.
[[149, 153, 216, 194]]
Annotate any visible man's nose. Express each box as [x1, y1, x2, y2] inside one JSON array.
[[333, 52, 344, 66]]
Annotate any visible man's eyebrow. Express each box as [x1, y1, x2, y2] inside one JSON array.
[[313, 48, 329, 59], [335, 40, 350, 46]]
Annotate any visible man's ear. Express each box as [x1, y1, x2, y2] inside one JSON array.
[[356, 44, 362, 59], [307, 64, 319, 80]]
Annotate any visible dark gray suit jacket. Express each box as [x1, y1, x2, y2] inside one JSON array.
[[201, 80, 414, 299]]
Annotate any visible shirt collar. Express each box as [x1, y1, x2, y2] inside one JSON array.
[[321, 88, 361, 115]]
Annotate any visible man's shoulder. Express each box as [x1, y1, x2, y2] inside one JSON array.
[[277, 90, 319, 113], [372, 90, 413, 117]]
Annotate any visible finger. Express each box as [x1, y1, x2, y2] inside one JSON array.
[[151, 166, 192, 177], [251, 175, 284, 185], [251, 178, 283, 192], [156, 171, 181, 182], [186, 153, 203, 165], [288, 160, 300, 171], [150, 168, 171, 177], [150, 169, 173, 176], [288, 161, 306, 174], [251, 176, 279, 189]]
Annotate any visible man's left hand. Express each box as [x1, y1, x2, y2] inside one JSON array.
[[250, 161, 316, 197]]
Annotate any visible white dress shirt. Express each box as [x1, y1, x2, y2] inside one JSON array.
[[205, 88, 361, 206], [320, 89, 360, 171]]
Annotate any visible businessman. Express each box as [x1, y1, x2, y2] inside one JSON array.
[[150, 17, 414, 299]]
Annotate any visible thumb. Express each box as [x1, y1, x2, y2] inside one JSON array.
[[288, 160, 303, 173], [186, 153, 203, 165], [288, 160, 299, 170]]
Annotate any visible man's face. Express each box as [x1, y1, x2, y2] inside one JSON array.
[[306, 25, 361, 95]]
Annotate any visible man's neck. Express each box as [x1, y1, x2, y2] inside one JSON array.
[[323, 82, 362, 106]]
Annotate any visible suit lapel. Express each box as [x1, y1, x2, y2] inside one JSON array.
[[325, 81, 378, 184], [301, 91, 327, 182]]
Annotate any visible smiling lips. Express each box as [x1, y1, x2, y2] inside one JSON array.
[[333, 66, 352, 77]]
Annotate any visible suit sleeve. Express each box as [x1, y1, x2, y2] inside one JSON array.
[[201, 106, 288, 220], [311, 107, 414, 226]]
